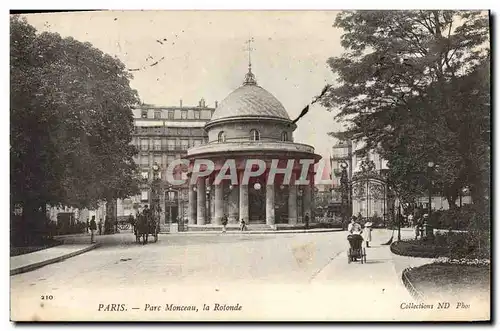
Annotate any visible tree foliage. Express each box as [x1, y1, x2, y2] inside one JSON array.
[[320, 10, 490, 208], [10, 15, 141, 215]]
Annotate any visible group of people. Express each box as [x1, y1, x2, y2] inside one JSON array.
[[221, 215, 248, 233], [346, 216, 373, 248], [413, 214, 432, 240], [85, 216, 104, 244]]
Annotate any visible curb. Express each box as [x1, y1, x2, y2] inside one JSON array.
[[160, 228, 343, 235], [401, 267, 425, 301], [10, 243, 101, 276]]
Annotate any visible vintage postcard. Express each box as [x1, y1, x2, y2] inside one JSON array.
[[10, 10, 491, 322]]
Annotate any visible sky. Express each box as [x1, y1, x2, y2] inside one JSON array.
[[22, 10, 346, 160]]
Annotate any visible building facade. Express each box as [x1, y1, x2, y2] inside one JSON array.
[[330, 138, 472, 222], [117, 99, 216, 230], [185, 66, 321, 228]]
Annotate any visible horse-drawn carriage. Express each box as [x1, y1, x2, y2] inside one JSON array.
[[134, 207, 159, 244]]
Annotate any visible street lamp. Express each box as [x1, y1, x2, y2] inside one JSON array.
[[167, 190, 175, 224], [427, 162, 435, 222], [152, 163, 160, 174], [459, 187, 468, 207], [206, 185, 211, 222], [151, 163, 161, 223], [339, 161, 349, 229], [298, 187, 304, 222], [397, 200, 402, 241]]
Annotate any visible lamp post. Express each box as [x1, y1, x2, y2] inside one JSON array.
[[151, 163, 161, 222], [339, 161, 349, 229], [206, 185, 211, 223], [298, 187, 303, 222], [168, 190, 175, 224], [427, 162, 435, 221], [459, 187, 468, 208], [397, 200, 402, 241]]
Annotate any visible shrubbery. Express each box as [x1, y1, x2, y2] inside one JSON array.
[[11, 214, 88, 247], [391, 231, 490, 260]]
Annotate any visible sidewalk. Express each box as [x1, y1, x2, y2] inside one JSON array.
[[308, 230, 432, 321], [10, 243, 99, 276], [171, 228, 343, 235]]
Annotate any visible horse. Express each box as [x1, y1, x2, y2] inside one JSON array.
[[135, 213, 150, 244]]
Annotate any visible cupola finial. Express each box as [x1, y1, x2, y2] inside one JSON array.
[[243, 37, 257, 85]]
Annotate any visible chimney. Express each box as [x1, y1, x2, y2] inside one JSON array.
[[180, 99, 183, 108], [215, 100, 218, 108]]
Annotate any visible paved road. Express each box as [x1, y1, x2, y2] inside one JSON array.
[[10, 229, 430, 322]]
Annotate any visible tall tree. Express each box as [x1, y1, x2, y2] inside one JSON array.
[[319, 10, 490, 207], [10, 15, 141, 225]]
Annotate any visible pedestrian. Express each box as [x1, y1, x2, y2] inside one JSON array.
[[415, 222, 421, 240], [421, 214, 429, 239], [104, 216, 110, 234], [86, 217, 90, 234], [128, 214, 135, 233], [90, 216, 97, 243], [304, 212, 310, 230], [363, 221, 373, 247], [408, 214, 414, 228], [221, 214, 228, 233], [98, 218, 103, 235], [348, 217, 363, 235], [240, 219, 247, 231]]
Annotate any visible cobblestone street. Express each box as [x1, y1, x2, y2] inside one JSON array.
[[11, 229, 487, 321], [10, 229, 395, 321]]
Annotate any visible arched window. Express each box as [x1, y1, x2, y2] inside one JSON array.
[[218, 131, 226, 143], [281, 131, 288, 141], [250, 129, 260, 141]]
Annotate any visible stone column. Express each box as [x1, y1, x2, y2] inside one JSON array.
[[196, 179, 206, 225], [228, 185, 239, 224], [266, 183, 275, 226], [206, 178, 212, 223], [188, 186, 196, 225], [288, 173, 298, 225], [239, 184, 249, 223], [310, 173, 316, 222], [303, 183, 312, 221], [214, 181, 224, 225], [210, 190, 215, 223]]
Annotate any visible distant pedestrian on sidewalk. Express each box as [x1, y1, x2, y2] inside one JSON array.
[[90, 216, 97, 243], [240, 219, 247, 231], [304, 213, 310, 230], [221, 214, 228, 233], [408, 214, 414, 228], [98, 219, 103, 235], [363, 221, 373, 247], [128, 214, 135, 233], [86, 217, 90, 234]]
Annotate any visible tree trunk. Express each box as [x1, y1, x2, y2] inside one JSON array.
[[21, 199, 42, 246], [105, 198, 117, 234]]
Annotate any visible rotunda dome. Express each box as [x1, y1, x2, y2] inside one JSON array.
[[208, 67, 291, 124]]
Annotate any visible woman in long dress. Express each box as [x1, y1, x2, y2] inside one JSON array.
[[363, 221, 373, 247]]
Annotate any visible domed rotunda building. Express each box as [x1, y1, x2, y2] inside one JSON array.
[[186, 66, 321, 228]]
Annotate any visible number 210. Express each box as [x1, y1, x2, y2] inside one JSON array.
[[41, 295, 53, 300]]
